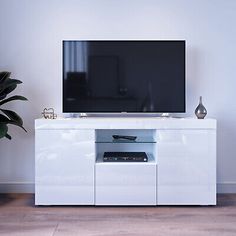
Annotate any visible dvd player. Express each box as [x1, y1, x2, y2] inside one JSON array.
[[103, 152, 148, 162]]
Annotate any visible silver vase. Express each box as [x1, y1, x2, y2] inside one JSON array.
[[195, 96, 207, 119]]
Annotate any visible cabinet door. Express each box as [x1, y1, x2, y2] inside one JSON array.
[[35, 129, 95, 205], [157, 130, 216, 205]]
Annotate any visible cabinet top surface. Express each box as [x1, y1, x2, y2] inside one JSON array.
[[35, 117, 216, 130]]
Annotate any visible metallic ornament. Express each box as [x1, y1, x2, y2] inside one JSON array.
[[195, 96, 207, 119], [42, 108, 57, 119]]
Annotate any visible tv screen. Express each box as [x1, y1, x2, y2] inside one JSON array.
[[63, 40, 185, 113]]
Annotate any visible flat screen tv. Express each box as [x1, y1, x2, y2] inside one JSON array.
[[63, 40, 185, 113]]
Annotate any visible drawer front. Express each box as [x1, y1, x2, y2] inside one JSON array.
[[96, 164, 156, 205]]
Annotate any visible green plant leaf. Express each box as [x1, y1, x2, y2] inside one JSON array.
[[0, 94, 7, 100], [0, 114, 10, 122], [0, 109, 23, 126], [4, 79, 22, 88], [5, 133, 12, 140], [0, 121, 27, 133], [0, 71, 11, 83], [0, 71, 27, 139], [0, 95, 28, 106], [0, 84, 17, 98], [0, 79, 22, 95], [0, 113, 26, 132], [0, 123, 8, 139], [8, 120, 27, 132]]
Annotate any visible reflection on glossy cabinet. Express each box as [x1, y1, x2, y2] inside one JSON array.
[[157, 130, 216, 205], [35, 129, 95, 205]]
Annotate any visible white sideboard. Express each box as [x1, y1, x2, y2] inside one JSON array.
[[35, 117, 216, 205]]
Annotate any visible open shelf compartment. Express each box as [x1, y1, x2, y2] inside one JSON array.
[[96, 129, 157, 143], [95, 129, 157, 164]]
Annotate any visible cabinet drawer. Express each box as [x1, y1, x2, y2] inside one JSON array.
[[95, 164, 156, 205]]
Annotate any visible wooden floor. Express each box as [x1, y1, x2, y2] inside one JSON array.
[[0, 194, 236, 236]]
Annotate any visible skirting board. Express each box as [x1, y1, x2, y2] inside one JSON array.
[[217, 182, 236, 194], [0, 182, 34, 193], [0, 182, 236, 194]]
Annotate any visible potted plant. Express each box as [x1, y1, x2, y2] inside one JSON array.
[[0, 71, 27, 140]]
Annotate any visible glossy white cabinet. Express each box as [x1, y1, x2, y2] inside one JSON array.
[[35, 129, 95, 205], [157, 130, 216, 205], [35, 118, 216, 205]]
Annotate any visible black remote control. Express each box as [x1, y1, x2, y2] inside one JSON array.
[[112, 135, 137, 141]]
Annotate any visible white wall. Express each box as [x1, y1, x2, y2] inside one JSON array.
[[0, 0, 235, 193]]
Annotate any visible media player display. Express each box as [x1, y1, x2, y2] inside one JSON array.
[[63, 40, 185, 113]]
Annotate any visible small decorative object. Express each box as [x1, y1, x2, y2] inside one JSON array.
[[42, 108, 57, 119], [195, 96, 207, 119]]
